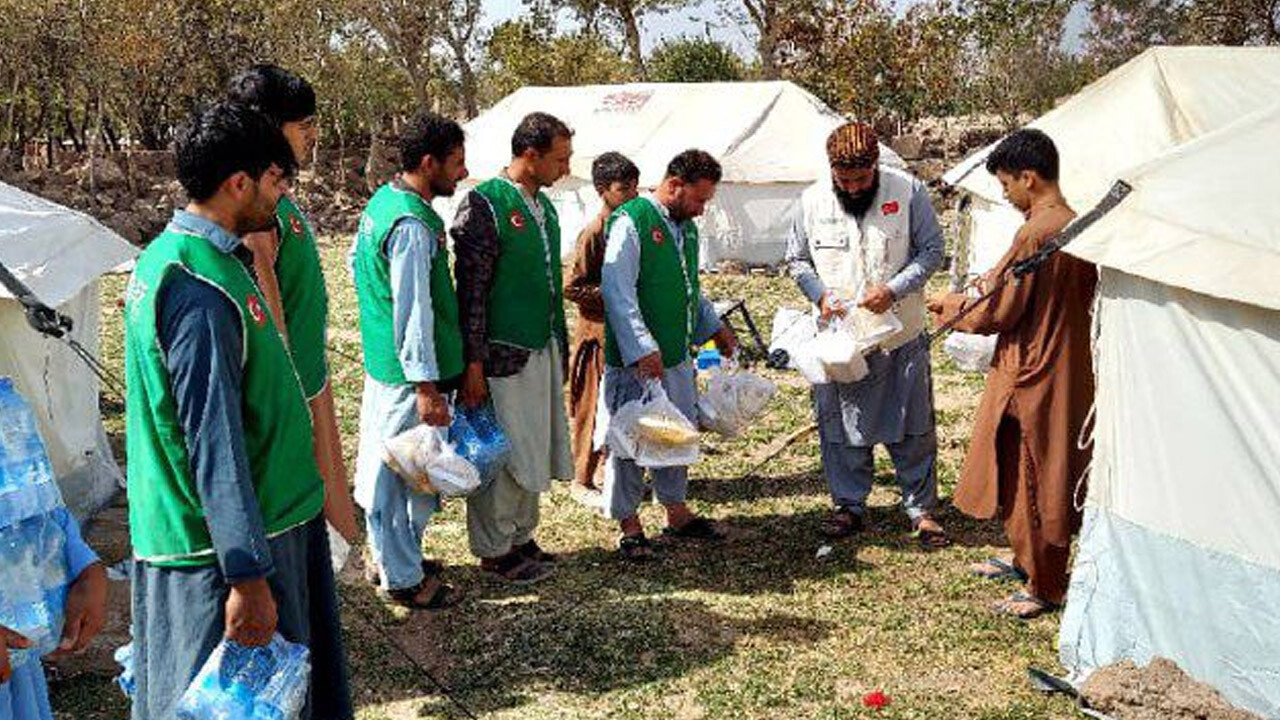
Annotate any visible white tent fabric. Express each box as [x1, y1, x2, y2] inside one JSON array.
[[944, 46, 1280, 279], [0, 180, 136, 519], [444, 81, 903, 266], [1057, 104, 1280, 718]]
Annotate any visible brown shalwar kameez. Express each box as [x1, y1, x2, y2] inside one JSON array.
[[936, 197, 1096, 604], [564, 212, 609, 487]]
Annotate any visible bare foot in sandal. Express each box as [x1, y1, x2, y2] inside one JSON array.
[[821, 507, 863, 539], [386, 574, 464, 611], [481, 550, 553, 585], [912, 514, 951, 549], [992, 590, 1059, 619]]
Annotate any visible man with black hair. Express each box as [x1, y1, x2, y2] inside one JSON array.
[[786, 121, 949, 548], [927, 128, 1096, 619], [349, 111, 469, 609], [123, 102, 351, 719], [449, 111, 575, 584], [565, 151, 640, 508], [227, 63, 361, 547], [601, 149, 738, 560]]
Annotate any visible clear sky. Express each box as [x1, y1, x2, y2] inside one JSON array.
[[480, 0, 1087, 57]]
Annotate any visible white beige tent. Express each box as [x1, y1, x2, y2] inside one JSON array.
[[1057, 101, 1280, 719], [940, 45, 1280, 370], [945, 46, 1280, 279], [447, 81, 903, 267], [0, 181, 136, 519]]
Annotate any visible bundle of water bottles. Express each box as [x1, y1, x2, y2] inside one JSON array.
[[0, 377, 71, 669], [448, 403, 512, 482], [174, 634, 311, 720]]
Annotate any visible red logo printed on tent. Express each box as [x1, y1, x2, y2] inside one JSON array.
[[510, 210, 526, 230], [652, 228, 665, 245], [881, 201, 900, 216], [289, 214, 304, 236], [247, 295, 267, 327]]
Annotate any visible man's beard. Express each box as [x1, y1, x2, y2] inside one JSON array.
[[833, 172, 880, 217], [430, 176, 456, 198]]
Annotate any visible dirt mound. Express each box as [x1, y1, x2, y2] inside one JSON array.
[[1082, 658, 1263, 720]]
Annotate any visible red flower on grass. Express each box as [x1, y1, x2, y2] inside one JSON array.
[[862, 690, 890, 710]]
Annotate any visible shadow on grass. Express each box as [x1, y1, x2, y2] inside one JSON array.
[[343, 573, 835, 719]]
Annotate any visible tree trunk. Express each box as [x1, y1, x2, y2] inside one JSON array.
[[620, 6, 646, 80], [450, 37, 480, 119]]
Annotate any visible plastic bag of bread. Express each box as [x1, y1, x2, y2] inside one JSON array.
[[610, 380, 701, 468]]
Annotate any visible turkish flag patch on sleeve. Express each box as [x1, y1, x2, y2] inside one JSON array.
[[881, 200, 900, 216]]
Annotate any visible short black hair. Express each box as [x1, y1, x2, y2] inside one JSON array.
[[226, 64, 316, 126], [399, 111, 466, 172], [665, 149, 722, 185], [985, 128, 1059, 182], [174, 102, 297, 202], [591, 152, 639, 190], [511, 112, 573, 157]]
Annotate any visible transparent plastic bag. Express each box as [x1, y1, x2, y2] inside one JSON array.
[[632, 381, 700, 469], [176, 634, 310, 720], [448, 404, 512, 483], [943, 332, 997, 372], [0, 511, 70, 669], [697, 361, 778, 438], [382, 424, 482, 498], [843, 306, 903, 353]]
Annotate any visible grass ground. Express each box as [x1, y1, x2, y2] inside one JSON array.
[[57, 235, 1083, 720]]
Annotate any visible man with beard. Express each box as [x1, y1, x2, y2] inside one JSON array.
[[601, 149, 738, 561], [450, 112, 575, 584], [123, 102, 352, 719], [228, 64, 361, 547], [785, 122, 948, 547], [927, 129, 1093, 619], [350, 111, 468, 609]]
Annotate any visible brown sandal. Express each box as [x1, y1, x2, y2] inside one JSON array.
[[386, 576, 464, 610], [481, 551, 553, 585], [821, 507, 863, 539], [912, 516, 951, 549]]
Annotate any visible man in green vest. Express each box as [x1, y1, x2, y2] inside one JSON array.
[[123, 102, 351, 719], [228, 64, 361, 547], [601, 149, 738, 561], [349, 111, 468, 609], [450, 112, 575, 584]]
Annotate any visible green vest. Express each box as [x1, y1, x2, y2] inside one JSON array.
[[123, 228, 323, 566], [352, 183, 464, 385], [473, 178, 567, 350], [274, 194, 329, 399], [604, 197, 702, 369]]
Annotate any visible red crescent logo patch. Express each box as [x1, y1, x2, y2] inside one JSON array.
[[651, 228, 664, 245], [289, 214, 303, 235], [881, 200, 900, 216], [247, 295, 267, 327], [509, 210, 526, 230]]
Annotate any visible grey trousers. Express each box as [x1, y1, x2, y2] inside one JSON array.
[[816, 426, 939, 520]]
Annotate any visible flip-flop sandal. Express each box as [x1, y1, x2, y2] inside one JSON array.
[[482, 553, 553, 585], [662, 516, 724, 541], [618, 533, 657, 562], [912, 518, 952, 549], [992, 591, 1059, 620], [386, 577, 464, 610], [821, 507, 864, 539], [970, 557, 1028, 583]]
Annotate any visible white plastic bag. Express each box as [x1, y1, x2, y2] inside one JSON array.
[[844, 306, 903, 352], [812, 326, 868, 384], [615, 381, 701, 469], [327, 523, 350, 575], [768, 308, 817, 368], [697, 361, 778, 438], [381, 424, 482, 497], [944, 332, 997, 372]]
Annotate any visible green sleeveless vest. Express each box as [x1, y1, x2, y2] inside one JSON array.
[[123, 228, 323, 566], [274, 194, 329, 399], [473, 177, 567, 350], [352, 183, 464, 385], [604, 197, 701, 369]]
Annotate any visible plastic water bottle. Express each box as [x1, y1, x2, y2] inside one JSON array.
[[175, 635, 311, 720], [0, 377, 62, 529], [0, 513, 70, 668], [115, 642, 137, 699], [449, 404, 511, 481]]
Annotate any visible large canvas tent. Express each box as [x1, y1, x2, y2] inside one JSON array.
[[0, 180, 136, 519], [1057, 101, 1280, 719], [944, 46, 1280, 279], [447, 81, 903, 267]]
